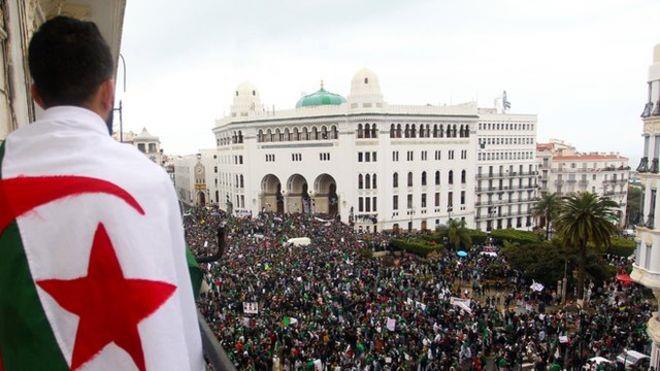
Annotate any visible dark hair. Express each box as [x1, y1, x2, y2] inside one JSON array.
[[28, 16, 113, 107]]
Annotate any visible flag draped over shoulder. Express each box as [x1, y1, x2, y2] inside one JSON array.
[[0, 107, 204, 371]]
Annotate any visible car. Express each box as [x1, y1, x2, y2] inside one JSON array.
[[616, 350, 650, 369]]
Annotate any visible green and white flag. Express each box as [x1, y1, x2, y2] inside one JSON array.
[[0, 107, 203, 370]]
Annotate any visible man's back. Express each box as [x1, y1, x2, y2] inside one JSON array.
[[0, 106, 204, 370]]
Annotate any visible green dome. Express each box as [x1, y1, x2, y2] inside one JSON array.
[[296, 87, 346, 108]]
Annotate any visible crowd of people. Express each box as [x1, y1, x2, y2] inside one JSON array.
[[185, 206, 654, 370]]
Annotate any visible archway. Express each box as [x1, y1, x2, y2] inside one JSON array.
[[313, 174, 339, 216], [260, 174, 284, 213], [287, 174, 310, 214], [197, 191, 206, 206]]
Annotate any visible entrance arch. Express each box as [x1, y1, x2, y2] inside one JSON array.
[[313, 174, 339, 216], [197, 191, 206, 206], [287, 174, 310, 214], [260, 174, 284, 213]]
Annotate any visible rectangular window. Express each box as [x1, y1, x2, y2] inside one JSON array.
[[461, 191, 465, 205], [421, 193, 427, 208], [372, 197, 377, 212], [407, 194, 413, 209], [393, 195, 399, 210], [372, 152, 377, 162], [435, 192, 440, 207], [359, 197, 364, 212], [358, 152, 363, 162], [365, 152, 371, 162], [365, 197, 371, 212], [448, 192, 453, 207], [392, 151, 399, 161]]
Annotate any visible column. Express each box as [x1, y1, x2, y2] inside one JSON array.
[[645, 178, 653, 225]]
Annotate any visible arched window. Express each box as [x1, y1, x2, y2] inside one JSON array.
[[435, 171, 440, 185], [275, 129, 282, 142], [396, 124, 402, 138], [364, 124, 371, 138], [240, 175, 244, 188], [238, 131, 243, 143], [357, 124, 364, 138], [321, 126, 328, 140], [465, 125, 470, 137], [418, 125, 424, 138], [446, 125, 451, 137], [371, 124, 377, 138], [312, 127, 318, 140], [411, 124, 417, 138], [284, 128, 291, 141], [421, 171, 427, 186], [293, 127, 300, 141], [407, 172, 413, 187], [365, 174, 371, 189], [404, 124, 410, 138], [448, 170, 454, 184], [266, 129, 273, 142], [461, 170, 466, 184], [452, 125, 457, 137], [390, 124, 395, 138], [258, 129, 264, 142], [331, 125, 338, 139], [433, 124, 438, 138], [393, 172, 399, 188], [459, 125, 464, 137], [303, 127, 309, 140], [358, 174, 364, 189], [372, 174, 377, 189], [425, 124, 430, 138]]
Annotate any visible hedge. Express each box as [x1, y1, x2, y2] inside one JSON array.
[[390, 238, 441, 257], [490, 229, 541, 245], [427, 228, 488, 246], [607, 237, 636, 257]]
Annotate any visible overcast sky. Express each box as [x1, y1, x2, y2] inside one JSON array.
[[115, 0, 660, 163]]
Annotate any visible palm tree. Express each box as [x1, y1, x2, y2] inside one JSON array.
[[533, 193, 560, 240], [447, 218, 472, 250], [553, 192, 617, 301]]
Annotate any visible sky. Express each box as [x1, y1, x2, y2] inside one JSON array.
[[115, 0, 660, 163]]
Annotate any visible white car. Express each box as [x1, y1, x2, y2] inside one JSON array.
[[616, 350, 649, 369]]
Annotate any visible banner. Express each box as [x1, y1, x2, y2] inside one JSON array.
[[243, 302, 258, 314], [386, 317, 396, 331], [450, 297, 472, 314]]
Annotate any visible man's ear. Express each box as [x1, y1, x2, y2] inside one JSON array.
[[99, 78, 115, 115], [31, 84, 46, 109]]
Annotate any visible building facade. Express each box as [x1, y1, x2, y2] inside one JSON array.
[[112, 127, 164, 165], [475, 109, 538, 231], [173, 149, 220, 208], [536, 139, 629, 226], [632, 43, 660, 369], [0, 0, 126, 144], [210, 69, 540, 232]]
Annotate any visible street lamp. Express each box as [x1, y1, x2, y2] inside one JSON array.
[[113, 53, 127, 142]]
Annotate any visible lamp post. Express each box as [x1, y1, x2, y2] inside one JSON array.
[[113, 53, 127, 142]]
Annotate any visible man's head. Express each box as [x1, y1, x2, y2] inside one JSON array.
[[28, 16, 115, 123]]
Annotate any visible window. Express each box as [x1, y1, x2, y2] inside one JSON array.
[[448, 150, 454, 160], [393, 173, 399, 188], [372, 197, 377, 211], [645, 244, 652, 270], [435, 171, 440, 185], [407, 151, 413, 161], [448, 170, 454, 185], [365, 152, 371, 162], [435, 150, 441, 160], [393, 195, 399, 210], [407, 194, 413, 209], [421, 151, 428, 161], [358, 152, 363, 162], [372, 174, 377, 189], [392, 151, 399, 161], [421, 193, 427, 208], [407, 172, 413, 187], [365, 197, 371, 212], [435, 192, 440, 207], [358, 174, 364, 189], [421, 171, 427, 186], [460, 191, 465, 205], [461, 170, 466, 184], [448, 192, 453, 207], [365, 174, 371, 189], [372, 152, 377, 162], [359, 197, 364, 212]]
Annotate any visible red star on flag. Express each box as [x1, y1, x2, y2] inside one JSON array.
[[37, 223, 176, 371]]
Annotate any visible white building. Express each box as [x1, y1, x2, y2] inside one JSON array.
[[0, 0, 126, 144], [173, 149, 219, 208], [475, 108, 538, 231], [632, 43, 660, 368], [112, 127, 164, 165], [537, 139, 629, 226], [209, 69, 540, 232]]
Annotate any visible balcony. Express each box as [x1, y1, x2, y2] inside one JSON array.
[[199, 313, 236, 370], [642, 102, 654, 118], [638, 157, 649, 173]]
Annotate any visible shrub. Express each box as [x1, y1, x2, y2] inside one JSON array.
[[390, 238, 441, 257], [607, 236, 636, 257], [490, 229, 541, 245]]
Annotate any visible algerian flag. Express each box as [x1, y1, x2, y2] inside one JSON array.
[[0, 107, 204, 371]]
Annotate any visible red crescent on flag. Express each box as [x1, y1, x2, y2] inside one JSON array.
[[0, 176, 145, 236]]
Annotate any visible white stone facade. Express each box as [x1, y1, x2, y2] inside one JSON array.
[[632, 43, 660, 369], [536, 139, 629, 226], [173, 149, 220, 208], [475, 109, 538, 231], [209, 69, 540, 232]]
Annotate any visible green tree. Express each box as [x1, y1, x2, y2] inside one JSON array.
[[447, 218, 472, 250], [626, 185, 643, 226], [553, 192, 617, 300], [533, 192, 561, 240]]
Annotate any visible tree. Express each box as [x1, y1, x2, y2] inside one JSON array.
[[533, 192, 561, 240], [447, 218, 472, 250], [553, 192, 617, 301], [626, 185, 643, 226]]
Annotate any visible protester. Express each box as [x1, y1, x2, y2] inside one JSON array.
[[187, 206, 652, 370]]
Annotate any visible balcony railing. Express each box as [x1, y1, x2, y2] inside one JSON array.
[[199, 312, 236, 371], [638, 157, 649, 173], [476, 171, 538, 180]]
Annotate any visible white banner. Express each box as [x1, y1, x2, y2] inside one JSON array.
[[243, 302, 259, 314], [450, 297, 472, 314], [386, 317, 396, 331]]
